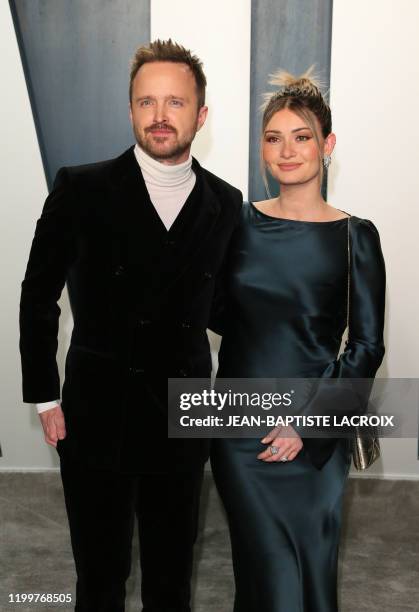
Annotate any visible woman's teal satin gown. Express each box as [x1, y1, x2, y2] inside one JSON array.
[[211, 202, 385, 612]]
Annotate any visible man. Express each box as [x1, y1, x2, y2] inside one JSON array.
[[20, 39, 242, 612]]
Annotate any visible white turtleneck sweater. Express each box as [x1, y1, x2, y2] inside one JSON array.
[[134, 143, 196, 230], [36, 144, 197, 414]]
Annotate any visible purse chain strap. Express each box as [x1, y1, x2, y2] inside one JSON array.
[[346, 217, 351, 333]]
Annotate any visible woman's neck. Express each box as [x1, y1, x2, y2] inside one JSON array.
[[277, 182, 326, 219], [267, 177, 331, 221]]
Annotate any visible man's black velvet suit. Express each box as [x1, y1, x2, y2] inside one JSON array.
[[20, 145, 242, 611]]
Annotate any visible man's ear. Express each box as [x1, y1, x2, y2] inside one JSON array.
[[196, 106, 208, 132]]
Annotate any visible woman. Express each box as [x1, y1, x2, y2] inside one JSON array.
[[210, 70, 385, 612]]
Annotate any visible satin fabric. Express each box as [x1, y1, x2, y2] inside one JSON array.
[[211, 202, 385, 611], [216, 202, 385, 382], [211, 438, 351, 612]]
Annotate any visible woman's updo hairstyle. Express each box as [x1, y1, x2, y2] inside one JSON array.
[[261, 66, 332, 138], [260, 66, 332, 193]]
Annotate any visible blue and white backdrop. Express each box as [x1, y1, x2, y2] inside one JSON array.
[[1, 0, 419, 477]]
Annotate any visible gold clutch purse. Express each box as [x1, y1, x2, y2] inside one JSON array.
[[346, 218, 381, 471], [352, 427, 381, 470]]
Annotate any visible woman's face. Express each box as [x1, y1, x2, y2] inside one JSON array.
[[262, 108, 335, 186]]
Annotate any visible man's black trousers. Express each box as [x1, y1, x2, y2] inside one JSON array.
[[60, 456, 204, 612]]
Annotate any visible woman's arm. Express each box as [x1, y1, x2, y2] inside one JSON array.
[[333, 218, 386, 378], [299, 218, 386, 468], [262, 218, 386, 468]]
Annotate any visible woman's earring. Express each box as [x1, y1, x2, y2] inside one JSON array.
[[323, 155, 332, 170]]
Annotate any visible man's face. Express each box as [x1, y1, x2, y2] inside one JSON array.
[[129, 61, 208, 164]]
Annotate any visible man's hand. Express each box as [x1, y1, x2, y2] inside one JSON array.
[[257, 425, 303, 462], [39, 405, 66, 447]]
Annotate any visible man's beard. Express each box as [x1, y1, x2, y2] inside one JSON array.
[[134, 122, 197, 162]]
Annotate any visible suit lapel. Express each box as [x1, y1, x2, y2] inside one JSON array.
[[107, 147, 157, 309]]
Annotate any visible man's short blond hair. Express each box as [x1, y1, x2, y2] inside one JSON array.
[[129, 39, 207, 108]]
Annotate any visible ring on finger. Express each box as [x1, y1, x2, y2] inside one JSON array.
[[280, 456, 288, 462], [269, 445, 279, 456]]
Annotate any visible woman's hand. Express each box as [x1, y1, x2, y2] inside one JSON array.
[[257, 425, 303, 462]]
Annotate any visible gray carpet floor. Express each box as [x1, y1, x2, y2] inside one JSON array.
[[0, 473, 418, 611]]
